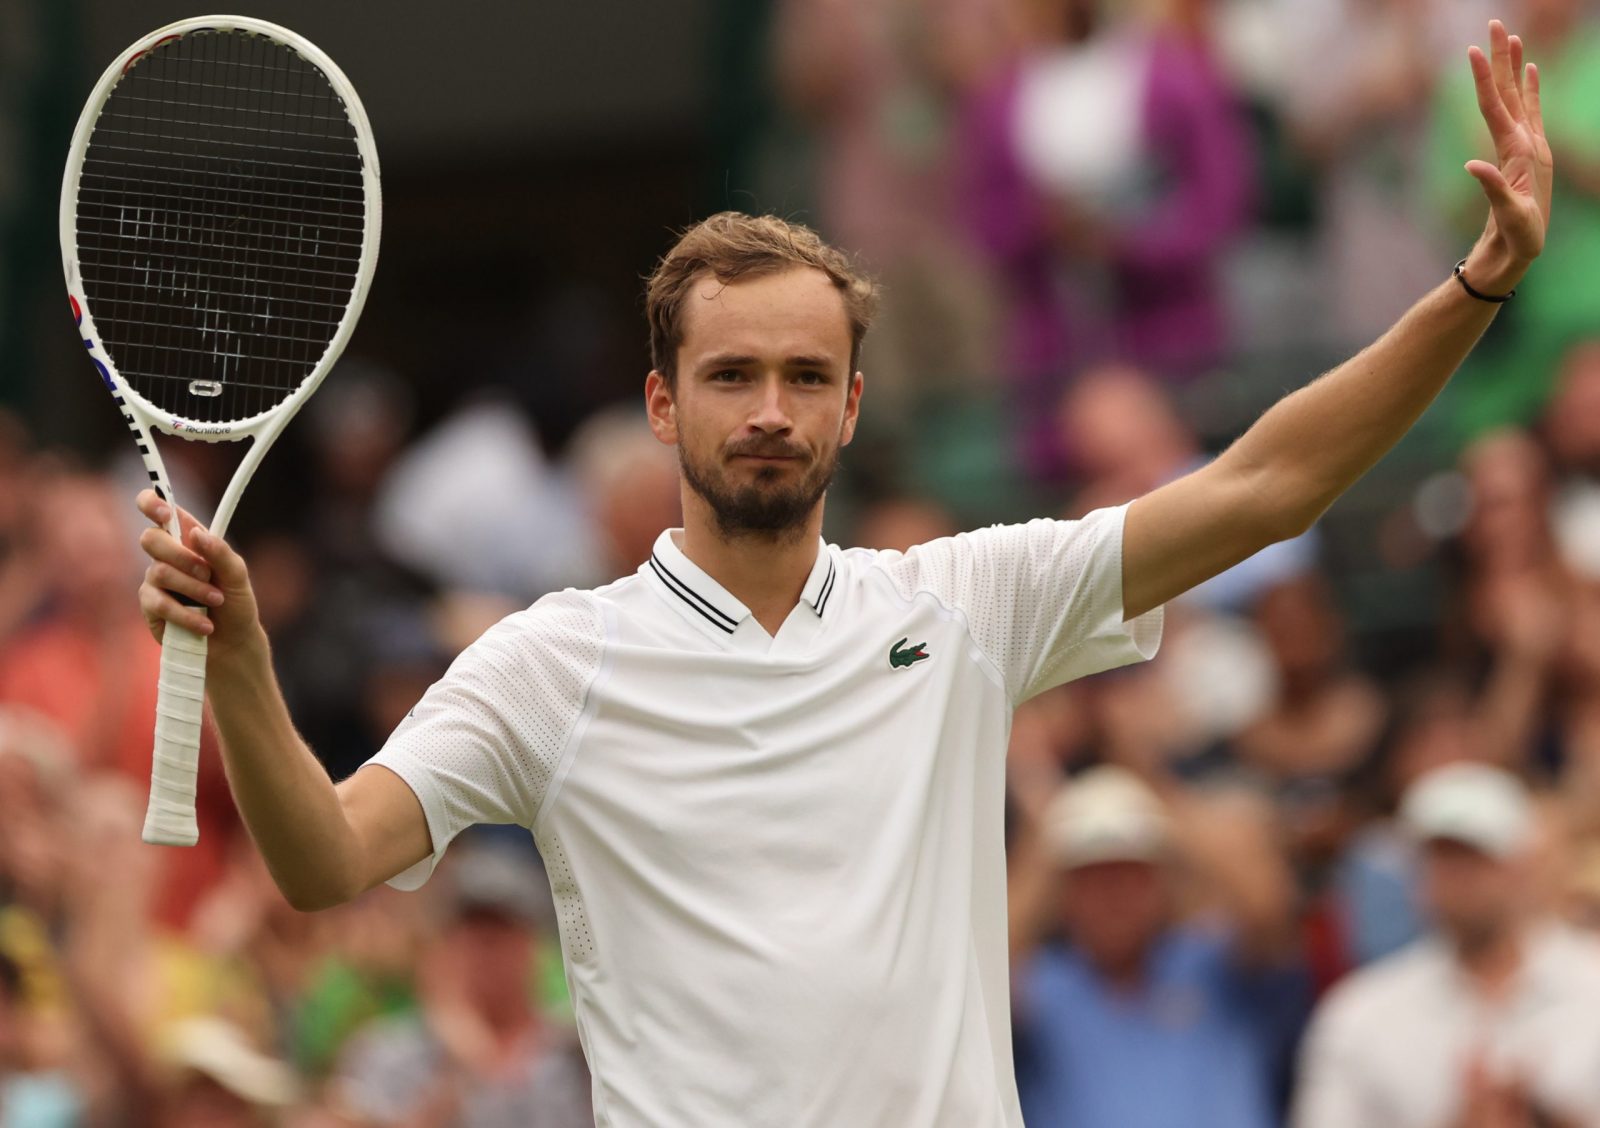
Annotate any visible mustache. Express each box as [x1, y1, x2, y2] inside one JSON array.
[[725, 438, 809, 460]]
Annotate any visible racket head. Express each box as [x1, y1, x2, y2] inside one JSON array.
[[61, 15, 382, 440]]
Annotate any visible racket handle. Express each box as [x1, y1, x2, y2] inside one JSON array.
[[143, 620, 208, 847]]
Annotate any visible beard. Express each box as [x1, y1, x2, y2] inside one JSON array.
[[679, 433, 840, 541], [1441, 909, 1514, 960]]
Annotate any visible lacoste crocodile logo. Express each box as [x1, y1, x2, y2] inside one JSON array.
[[889, 637, 930, 669]]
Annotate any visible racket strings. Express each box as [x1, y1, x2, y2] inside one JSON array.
[[75, 29, 367, 425]]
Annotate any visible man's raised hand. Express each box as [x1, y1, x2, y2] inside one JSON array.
[[1464, 20, 1554, 290]]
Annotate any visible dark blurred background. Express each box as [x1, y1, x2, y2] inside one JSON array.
[[5, 0, 1600, 1124]]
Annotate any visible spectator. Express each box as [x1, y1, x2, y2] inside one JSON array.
[[158, 1016, 300, 1128], [1545, 340, 1600, 578], [1008, 766, 1307, 1127], [329, 845, 590, 1128], [962, 0, 1254, 475], [1332, 672, 1475, 968], [1296, 762, 1600, 1127], [0, 470, 236, 929], [1452, 430, 1580, 773], [302, 360, 415, 574], [0, 708, 72, 927], [373, 397, 600, 603], [848, 495, 959, 553], [1279, 0, 1485, 344], [0, 413, 41, 646], [1546, 340, 1600, 481], [773, 0, 1002, 416], [187, 840, 335, 1066], [0, 949, 83, 1128], [565, 404, 683, 579], [288, 886, 432, 1082], [1235, 573, 1386, 784], [1058, 365, 1318, 612]]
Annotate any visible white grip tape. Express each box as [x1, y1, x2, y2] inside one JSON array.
[[143, 620, 208, 846]]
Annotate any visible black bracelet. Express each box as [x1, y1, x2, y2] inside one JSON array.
[[1453, 258, 1516, 303]]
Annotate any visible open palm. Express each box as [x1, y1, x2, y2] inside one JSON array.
[[1467, 20, 1555, 264]]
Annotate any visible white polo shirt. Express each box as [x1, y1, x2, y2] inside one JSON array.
[[1294, 925, 1600, 1128], [371, 504, 1162, 1128]]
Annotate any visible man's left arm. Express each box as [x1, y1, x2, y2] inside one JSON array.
[[1124, 21, 1552, 621]]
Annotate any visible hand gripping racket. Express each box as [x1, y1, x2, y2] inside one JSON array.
[[61, 16, 381, 846]]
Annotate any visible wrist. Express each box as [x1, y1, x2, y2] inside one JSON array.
[[1461, 238, 1530, 297], [208, 621, 273, 679]]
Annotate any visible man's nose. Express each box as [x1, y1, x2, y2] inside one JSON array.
[[749, 375, 792, 432]]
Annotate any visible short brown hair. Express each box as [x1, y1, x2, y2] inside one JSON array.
[[645, 212, 879, 385]]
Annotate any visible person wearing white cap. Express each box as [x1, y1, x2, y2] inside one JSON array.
[[159, 1016, 300, 1128], [331, 844, 592, 1128], [1294, 761, 1600, 1128], [1008, 766, 1305, 1128]]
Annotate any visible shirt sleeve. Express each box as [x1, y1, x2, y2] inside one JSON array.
[[875, 504, 1162, 704], [367, 590, 605, 890]]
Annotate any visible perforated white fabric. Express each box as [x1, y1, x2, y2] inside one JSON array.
[[537, 830, 593, 962], [868, 507, 1162, 704], [370, 589, 605, 889]]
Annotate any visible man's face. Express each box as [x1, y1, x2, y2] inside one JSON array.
[[647, 268, 862, 540], [449, 911, 536, 1006], [1062, 860, 1168, 975], [1422, 838, 1521, 952]]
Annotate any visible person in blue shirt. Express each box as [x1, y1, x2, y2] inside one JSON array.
[[0, 951, 84, 1128], [1007, 765, 1310, 1127]]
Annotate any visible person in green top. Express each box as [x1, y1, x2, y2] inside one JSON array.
[[1429, 0, 1600, 440]]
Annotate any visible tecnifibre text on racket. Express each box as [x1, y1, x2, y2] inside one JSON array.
[[61, 15, 381, 846]]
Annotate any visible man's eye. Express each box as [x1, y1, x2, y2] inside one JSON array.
[[711, 369, 744, 382], [796, 371, 827, 385]]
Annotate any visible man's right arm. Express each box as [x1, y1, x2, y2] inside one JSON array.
[[135, 490, 430, 910]]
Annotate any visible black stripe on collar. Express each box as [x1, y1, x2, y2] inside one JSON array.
[[649, 555, 738, 633], [814, 557, 837, 617]]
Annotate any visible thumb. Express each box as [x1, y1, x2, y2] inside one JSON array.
[[1466, 160, 1517, 209], [187, 525, 248, 588]]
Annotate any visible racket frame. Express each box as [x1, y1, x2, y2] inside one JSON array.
[[60, 14, 382, 846], [61, 13, 383, 543]]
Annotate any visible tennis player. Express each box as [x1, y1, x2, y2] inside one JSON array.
[[135, 22, 1548, 1127]]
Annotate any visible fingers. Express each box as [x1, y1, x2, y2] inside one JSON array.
[[139, 581, 213, 637], [134, 488, 201, 541], [1489, 20, 1526, 123], [186, 524, 249, 589], [1466, 159, 1518, 208], [133, 491, 256, 645], [139, 524, 212, 584], [144, 560, 224, 608], [1526, 62, 1545, 139], [138, 523, 223, 641], [1509, 33, 1524, 102], [1468, 44, 1519, 149]]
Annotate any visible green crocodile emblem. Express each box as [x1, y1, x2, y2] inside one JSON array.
[[889, 637, 930, 669]]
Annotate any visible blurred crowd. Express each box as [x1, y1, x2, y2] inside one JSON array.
[[4, 0, 1600, 1123]]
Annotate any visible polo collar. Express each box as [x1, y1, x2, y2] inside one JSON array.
[[799, 540, 837, 617], [644, 530, 836, 637]]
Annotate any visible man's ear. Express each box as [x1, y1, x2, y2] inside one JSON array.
[[645, 370, 678, 445], [840, 371, 864, 447]]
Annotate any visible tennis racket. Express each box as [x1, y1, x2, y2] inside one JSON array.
[[60, 16, 382, 846]]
